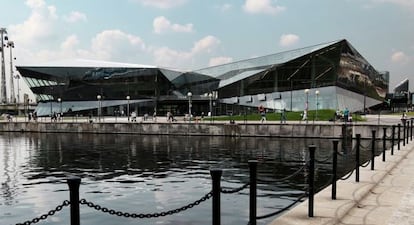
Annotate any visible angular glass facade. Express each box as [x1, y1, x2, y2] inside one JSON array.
[[17, 39, 388, 116]]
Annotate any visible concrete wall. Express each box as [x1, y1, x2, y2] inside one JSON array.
[[0, 122, 401, 139]]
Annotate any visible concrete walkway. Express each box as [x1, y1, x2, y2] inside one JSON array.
[[268, 139, 414, 225]]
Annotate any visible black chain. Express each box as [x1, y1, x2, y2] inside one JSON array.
[[221, 182, 250, 194], [15, 200, 70, 225], [80, 191, 212, 218]]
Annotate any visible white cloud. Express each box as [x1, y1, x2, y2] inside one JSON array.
[[279, 34, 300, 47], [391, 51, 410, 64], [153, 35, 221, 68], [153, 16, 193, 34], [90, 29, 146, 60], [243, 0, 286, 15], [134, 0, 187, 9], [192, 36, 220, 54], [209, 56, 233, 67], [9, 0, 58, 48], [64, 11, 87, 23]]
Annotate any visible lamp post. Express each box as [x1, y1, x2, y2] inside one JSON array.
[[187, 92, 192, 122], [58, 98, 62, 118], [315, 90, 320, 121], [304, 89, 309, 122], [209, 93, 213, 120], [126, 95, 130, 122], [0, 28, 7, 103], [14, 74, 20, 104], [6, 40, 15, 103], [97, 95, 101, 122]]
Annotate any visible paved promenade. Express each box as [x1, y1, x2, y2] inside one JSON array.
[[268, 132, 414, 225]]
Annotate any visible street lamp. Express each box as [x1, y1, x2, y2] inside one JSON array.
[[97, 95, 102, 122], [187, 92, 192, 121], [0, 28, 8, 103], [315, 90, 320, 121], [14, 74, 20, 104], [304, 89, 309, 122], [126, 95, 130, 122], [208, 93, 213, 119], [6, 40, 15, 103], [57, 97, 62, 117]]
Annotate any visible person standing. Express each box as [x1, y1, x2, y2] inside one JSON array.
[[259, 105, 266, 123], [281, 108, 287, 123], [343, 107, 349, 122]]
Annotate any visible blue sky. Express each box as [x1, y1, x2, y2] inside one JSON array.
[[1, 0, 413, 93]]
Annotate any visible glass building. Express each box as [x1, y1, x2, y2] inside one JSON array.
[[16, 39, 388, 117]]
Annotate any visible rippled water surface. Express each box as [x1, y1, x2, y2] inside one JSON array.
[[0, 133, 380, 225]]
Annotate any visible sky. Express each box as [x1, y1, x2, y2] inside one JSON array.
[[1, 0, 414, 100]]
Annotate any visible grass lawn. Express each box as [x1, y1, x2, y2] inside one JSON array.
[[208, 109, 365, 122]]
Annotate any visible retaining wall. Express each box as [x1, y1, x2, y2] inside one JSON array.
[[0, 122, 397, 138]]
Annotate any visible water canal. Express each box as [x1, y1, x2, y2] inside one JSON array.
[[0, 133, 381, 225]]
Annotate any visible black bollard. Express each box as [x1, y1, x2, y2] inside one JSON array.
[[371, 130, 376, 170], [248, 160, 258, 225], [403, 120, 406, 146], [398, 123, 401, 150], [391, 125, 395, 155], [356, 134, 361, 182], [210, 169, 222, 225], [67, 176, 81, 225], [308, 145, 316, 217], [410, 118, 414, 141], [382, 127, 386, 162], [407, 124, 410, 143], [332, 140, 338, 200]]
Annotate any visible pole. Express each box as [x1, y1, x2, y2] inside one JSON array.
[[332, 140, 338, 200], [248, 160, 257, 225], [210, 169, 222, 225], [403, 120, 406, 146], [382, 127, 386, 162], [411, 119, 413, 141], [8, 41, 15, 103], [308, 145, 316, 217], [371, 130, 376, 170], [391, 125, 395, 155], [398, 123, 401, 150], [356, 134, 361, 182], [67, 176, 81, 225], [0, 28, 7, 103]]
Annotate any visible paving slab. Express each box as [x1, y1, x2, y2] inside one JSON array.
[[268, 141, 414, 225]]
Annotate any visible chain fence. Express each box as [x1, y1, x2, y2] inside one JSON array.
[[15, 200, 70, 225], [221, 182, 250, 194], [257, 164, 307, 183], [360, 159, 371, 168], [339, 169, 355, 181], [256, 192, 307, 220], [79, 191, 212, 219]]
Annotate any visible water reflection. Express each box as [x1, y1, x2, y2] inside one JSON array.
[[0, 133, 382, 225]]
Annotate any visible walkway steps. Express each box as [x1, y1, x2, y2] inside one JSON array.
[[268, 141, 414, 225]]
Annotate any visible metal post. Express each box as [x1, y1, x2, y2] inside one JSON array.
[[248, 160, 258, 225], [398, 123, 401, 150], [67, 176, 81, 225], [356, 134, 361, 182], [210, 169, 222, 225], [371, 130, 376, 170], [403, 120, 406, 146], [308, 145, 316, 217], [382, 127, 386, 162], [411, 119, 413, 141], [391, 125, 395, 155], [332, 140, 338, 200], [407, 124, 410, 143]]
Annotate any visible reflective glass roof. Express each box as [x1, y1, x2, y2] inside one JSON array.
[[194, 40, 342, 77]]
